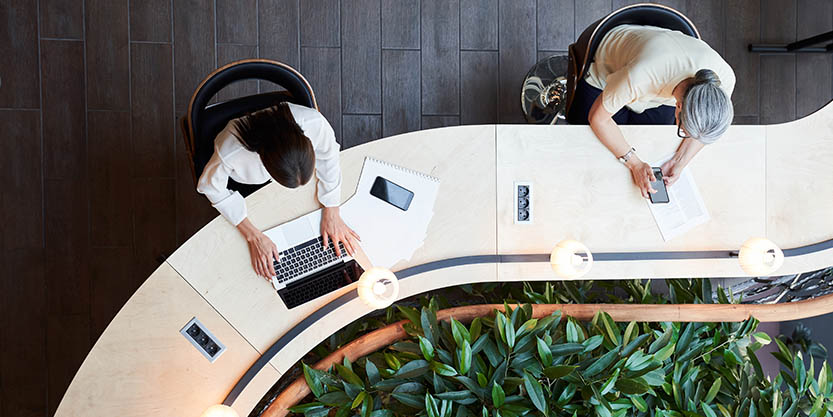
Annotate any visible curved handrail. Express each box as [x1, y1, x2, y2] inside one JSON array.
[[260, 295, 833, 416], [224, 236, 833, 407]]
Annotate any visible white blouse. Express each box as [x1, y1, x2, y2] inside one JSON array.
[[197, 103, 342, 226]]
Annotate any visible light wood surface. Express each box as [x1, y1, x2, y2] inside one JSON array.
[[59, 103, 833, 417], [54, 263, 280, 417]]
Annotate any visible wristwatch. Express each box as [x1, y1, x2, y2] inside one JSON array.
[[617, 147, 636, 164]]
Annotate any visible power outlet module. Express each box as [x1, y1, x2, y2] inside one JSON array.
[[514, 182, 532, 224]]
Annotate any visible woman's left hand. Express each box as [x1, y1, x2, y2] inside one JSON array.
[[320, 206, 361, 257], [661, 158, 682, 186]]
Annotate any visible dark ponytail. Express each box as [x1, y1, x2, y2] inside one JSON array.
[[231, 102, 315, 188]]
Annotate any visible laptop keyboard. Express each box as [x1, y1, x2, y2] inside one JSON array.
[[278, 260, 362, 309], [273, 236, 348, 284]]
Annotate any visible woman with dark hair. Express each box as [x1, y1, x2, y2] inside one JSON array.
[[197, 102, 357, 279]]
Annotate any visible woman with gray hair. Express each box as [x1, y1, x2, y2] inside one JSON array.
[[570, 24, 735, 198]]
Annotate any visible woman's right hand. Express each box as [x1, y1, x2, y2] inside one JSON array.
[[626, 159, 657, 199], [237, 218, 281, 280]]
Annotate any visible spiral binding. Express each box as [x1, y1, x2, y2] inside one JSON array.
[[364, 157, 440, 183]]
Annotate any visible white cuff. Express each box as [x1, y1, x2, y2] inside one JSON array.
[[212, 190, 247, 226]]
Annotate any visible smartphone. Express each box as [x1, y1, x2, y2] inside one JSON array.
[[649, 167, 670, 204], [370, 176, 414, 211]]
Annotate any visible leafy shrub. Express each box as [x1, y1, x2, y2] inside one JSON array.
[[292, 297, 831, 417]]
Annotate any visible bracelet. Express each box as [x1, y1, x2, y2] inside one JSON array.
[[617, 147, 636, 164]]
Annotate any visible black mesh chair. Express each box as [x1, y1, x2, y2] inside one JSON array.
[[565, 3, 699, 124], [180, 59, 318, 196]]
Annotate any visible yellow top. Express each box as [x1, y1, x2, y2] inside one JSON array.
[[585, 25, 735, 114]]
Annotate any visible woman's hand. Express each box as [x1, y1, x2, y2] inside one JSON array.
[[237, 218, 280, 280], [661, 157, 682, 186], [626, 158, 657, 199], [321, 206, 360, 257]]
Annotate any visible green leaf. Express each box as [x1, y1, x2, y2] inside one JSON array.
[[653, 342, 676, 362], [616, 378, 651, 395], [392, 392, 425, 409], [477, 372, 488, 387], [335, 363, 365, 387], [704, 377, 721, 403], [753, 332, 772, 345], [537, 337, 553, 367], [384, 352, 402, 370], [622, 321, 637, 346], [701, 402, 718, 417], [492, 382, 505, 408], [431, 361, 458, 376], [583, 335, 604, 353], [460, 340, 473, 375], [398, 305, 421, 326], [582, 349, 618, 378], [288, 402, 325, 413], [369, 411, 394, 417], [517, 319, 538, 338], [601, 369, 620, 395], [675, 323, 694, 357], [420, 336, 435, 361], [305, 407, 331, 417], [436, 390, 476, 401], [470, 318, 482, 341], [630, 395, 648, 412], [505, 315, 516, 348], [452, 318, 471, 347], [302, 363, 324, 398], [426, 394, 440, 417], [496, 313, 508, 344], [566, 319, 580, 343], [543, 365, 577, 379], [550, 343, 585, 357], [422, 308, 437, 345], [361, 392, 373, 417], [318, 391, 350, 406], [602, 312, 622, 345], [648, 327, 673, 354], [523, 371, 547, 414], [395, 359, 430, 378], [365, 360, 381, 386], [352, 391, 367, 409]]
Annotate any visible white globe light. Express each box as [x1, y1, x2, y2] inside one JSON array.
[[357, 268, 399, 309], [200, 405, 239, 417], [738, 238, 784, 276], [550, 240, 593, 279]]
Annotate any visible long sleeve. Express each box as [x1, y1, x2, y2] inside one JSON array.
[[196, 148, 247, 226], [306, 113, 342, 207]]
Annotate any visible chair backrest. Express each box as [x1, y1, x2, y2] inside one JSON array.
[[566, 3, 699, 123], [180, 59, 317, 185]]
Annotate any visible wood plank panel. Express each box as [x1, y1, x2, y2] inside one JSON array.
[[129, 0, 172, 42], [44, 179, 90, 312], [47, 313, 90, 416], [723, 0, 760, 117], [88, 111, 133, 247], [796, 0, 833, 118], [537, 0, 573, 52], [301, 47, 342, 138], [612, 0, 686, 13], [300, 0, 340, 47], [422, 115, 460, 129], [217, 0, 257, 44], [1, 249, 46, 417], [461, 0, 498, 50], [0, 110, 42, 251], [421, 0, 460, 115], [175, 128, 219, 245], [131, 43, 174, 178], [760, 55, 796, 125], [575, 0, 610, 38], [342, 0, 381, 113], [89, 247, 135, 340], [173, 0, 215, 113], [498, 0, 536, 123], [259, 0, 300, 69], [342, 114, 382, 149], [685, 0, 725, 56], [761, 0, 796, 43], [0, 0, 40, 108], [132, 178, 177, 284], [86, 0, 130, 110], [40, 0, 83, 39], [382, 49, 421, 136], [381, 0, 420, 49], [461, 50, 498, 124], [216, 44, 259, 101], [41, 40, 86, 180]]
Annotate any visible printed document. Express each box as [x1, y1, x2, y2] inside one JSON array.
[[648, 157, 710, 241]]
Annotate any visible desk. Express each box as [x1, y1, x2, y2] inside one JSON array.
[[56, 103, 833, 417]]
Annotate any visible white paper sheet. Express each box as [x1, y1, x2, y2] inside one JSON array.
[[340, 158, 440, 268], [647, 157, 710, 241]]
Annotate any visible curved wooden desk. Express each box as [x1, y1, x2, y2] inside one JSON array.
[[56, 103, 833, 417]]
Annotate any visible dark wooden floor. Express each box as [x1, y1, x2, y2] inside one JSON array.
[[0, 0, 831, 415]]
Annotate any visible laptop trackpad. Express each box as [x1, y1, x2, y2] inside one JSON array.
[[283, 218, 315, 244]]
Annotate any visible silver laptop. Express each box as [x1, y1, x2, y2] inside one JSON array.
[[262, 210, 352, 291]]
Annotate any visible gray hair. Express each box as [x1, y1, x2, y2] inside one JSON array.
[[680, 69, 733, 144]]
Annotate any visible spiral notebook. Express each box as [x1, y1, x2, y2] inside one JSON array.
[[340, 158, 441, 268]]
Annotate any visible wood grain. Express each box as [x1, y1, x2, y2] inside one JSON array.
[[41, 40, 86, 179], [216, 0, 257, 44], [300, 0, 340, 47], [421, 0, 460, 115], [461, 50, 499, 125], [381, 0, 420, 49], [537, 0, 574, 52], [0, 110, 43, 251], [301, 47, 342, 138], [498, 0, 536, 123], [342, 0, 382, 114], [460, 0, 498, 50], [88, 111, 133, 247], [382, 49, 421, 136], [0, 0, 40, 108], [258, 0, 300, 69], [85, 0, 130, 110], [342, 114, 382, 149], [131, 42, 175, 178], [129, 0, 172, 42], [40, 0, 83, 39]]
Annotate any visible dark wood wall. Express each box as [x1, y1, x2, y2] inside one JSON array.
[[0, 0, 830, 415]]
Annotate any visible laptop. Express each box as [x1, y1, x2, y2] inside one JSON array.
[[263, 210, 363, 309]]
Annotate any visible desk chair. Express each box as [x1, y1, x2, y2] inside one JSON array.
[[180, 59, 318, 196], [565, 3, 700, 124]]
